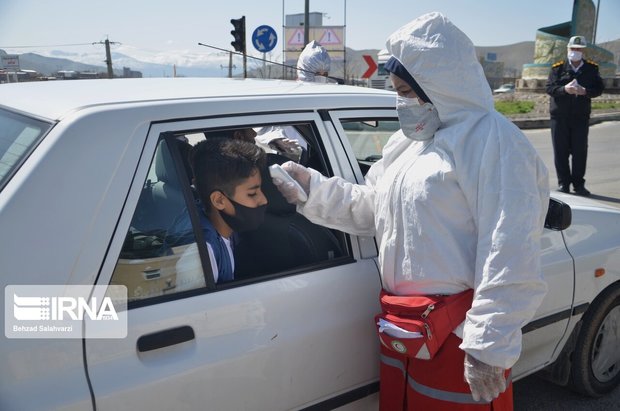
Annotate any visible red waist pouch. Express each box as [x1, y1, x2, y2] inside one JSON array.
[[375, 288, 473, 360]]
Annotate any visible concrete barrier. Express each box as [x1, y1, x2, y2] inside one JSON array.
[[511, 112, 620, 129]]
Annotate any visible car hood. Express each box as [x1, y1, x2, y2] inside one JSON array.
[[552, 192, 620, 213]]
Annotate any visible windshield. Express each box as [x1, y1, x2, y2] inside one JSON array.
[[0, 108, 52, 190], [377, 62, 389, 76]]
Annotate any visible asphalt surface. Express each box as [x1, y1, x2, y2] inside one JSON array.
[[514, 374, 620, 411], [520, 119, 620, 209]]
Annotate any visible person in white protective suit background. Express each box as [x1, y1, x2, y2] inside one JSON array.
[[255, 41, 333, 162], [296, 40, 332, 82], [273, 12, 550, 411]]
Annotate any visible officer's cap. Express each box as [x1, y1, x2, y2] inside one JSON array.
[[567, 36, 587, 48]]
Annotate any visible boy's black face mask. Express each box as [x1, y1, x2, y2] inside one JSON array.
[[218, 194, 267, 232]]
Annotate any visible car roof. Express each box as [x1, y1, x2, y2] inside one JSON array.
[[0, 77, 394, 121]]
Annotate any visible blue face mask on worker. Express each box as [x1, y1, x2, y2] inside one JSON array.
[[396, 96, 441, 141], [218, 195, 267, 232]]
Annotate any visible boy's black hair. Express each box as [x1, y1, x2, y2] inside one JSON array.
[[204, 128, 256, 143], [203, 129, 238, 140], [191, 138, 266, 211]]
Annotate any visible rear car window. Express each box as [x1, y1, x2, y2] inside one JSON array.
[[111, 124, 350, 307], [0, 108, 52, 190]]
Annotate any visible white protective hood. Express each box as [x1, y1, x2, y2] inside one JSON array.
[[297, 40, 331, 82], [386, 12, 495, 126], [299, 12, 550, 369]]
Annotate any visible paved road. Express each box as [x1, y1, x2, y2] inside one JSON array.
[[513, 120, 620, 410], [523, 121, 620, 209], [514, 374, 620, 411]]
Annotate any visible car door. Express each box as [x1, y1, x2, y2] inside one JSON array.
[[327, 109, 576, 379], [86, 110, 382, 411], [514, 222, 574, 378]]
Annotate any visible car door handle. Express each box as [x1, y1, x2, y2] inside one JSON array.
[[137, 325, 195, 352]]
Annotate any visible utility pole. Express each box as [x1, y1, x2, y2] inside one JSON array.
[[229, 52, 233, 78], [593, 0, 601, 44], [93, 37, 120, 78], [304, 0, 310, 47], [219, 52, 236, 78]]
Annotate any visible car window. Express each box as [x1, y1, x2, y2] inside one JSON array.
[[340, 119, 400, 175], [110, 138, 209, 304], [110, 123, 350, 307], [0, 108, 52, 190]]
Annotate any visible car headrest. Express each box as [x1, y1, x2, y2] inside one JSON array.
[[155, 140, 176, 184], [155, 139, 193, 184]]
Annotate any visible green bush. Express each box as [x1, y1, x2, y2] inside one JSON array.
[[495, 101, 535, 115], [592, 101, 619, 110]]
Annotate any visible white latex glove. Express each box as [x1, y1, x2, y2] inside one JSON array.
[[565, 79, 586, 96], [576, 85, 587, 95], [270, 138, 303, 162], [272, 161, 311, 204], [564, 79, 578, 95], [463, 353, 507, 402], [270, 138, 300, 152]]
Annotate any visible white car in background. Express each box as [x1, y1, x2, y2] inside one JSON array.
[[493, 83, 516, 94], [0, 78, 619, 410]]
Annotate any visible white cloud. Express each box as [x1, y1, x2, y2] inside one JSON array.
[[114, 44, 229, 68]]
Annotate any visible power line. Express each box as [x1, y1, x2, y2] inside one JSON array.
[[197, 42, 342, 82]]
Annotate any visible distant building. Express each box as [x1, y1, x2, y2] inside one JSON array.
[[123, 67, 142, 78], [78, 72, 101, 80], [54, 70, 110, 80], [479, 56, 505, 89], [56, 70, 79, 80], [1, 69, 42, 83], [285, 12, 324, 27]]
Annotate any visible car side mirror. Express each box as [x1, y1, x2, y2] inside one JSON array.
[[545, 198, 572, 231]]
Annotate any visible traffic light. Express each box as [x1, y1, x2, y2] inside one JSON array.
[[230, 16, 246, 53]]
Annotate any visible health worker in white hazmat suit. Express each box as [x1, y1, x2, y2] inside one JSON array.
[[273, 12, 549, 411], [296, 40, 332, 82], [255, 41, 333, 162]]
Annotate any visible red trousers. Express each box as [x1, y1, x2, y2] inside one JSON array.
[[379, 333, 513, 410]]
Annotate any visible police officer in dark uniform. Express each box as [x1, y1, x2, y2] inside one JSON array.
[[546, 35, 604, 196]]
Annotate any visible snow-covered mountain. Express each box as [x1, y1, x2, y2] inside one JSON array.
[[1, 47, 243, 78]]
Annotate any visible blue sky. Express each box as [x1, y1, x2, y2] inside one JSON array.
[[1, 0, 618, 70]]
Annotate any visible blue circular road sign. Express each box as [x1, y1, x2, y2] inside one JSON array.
[[252, 25, 278, 53]]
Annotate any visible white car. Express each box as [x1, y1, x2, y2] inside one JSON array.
[[1, 78, 619, 410], [493, 83, 515, 94]]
